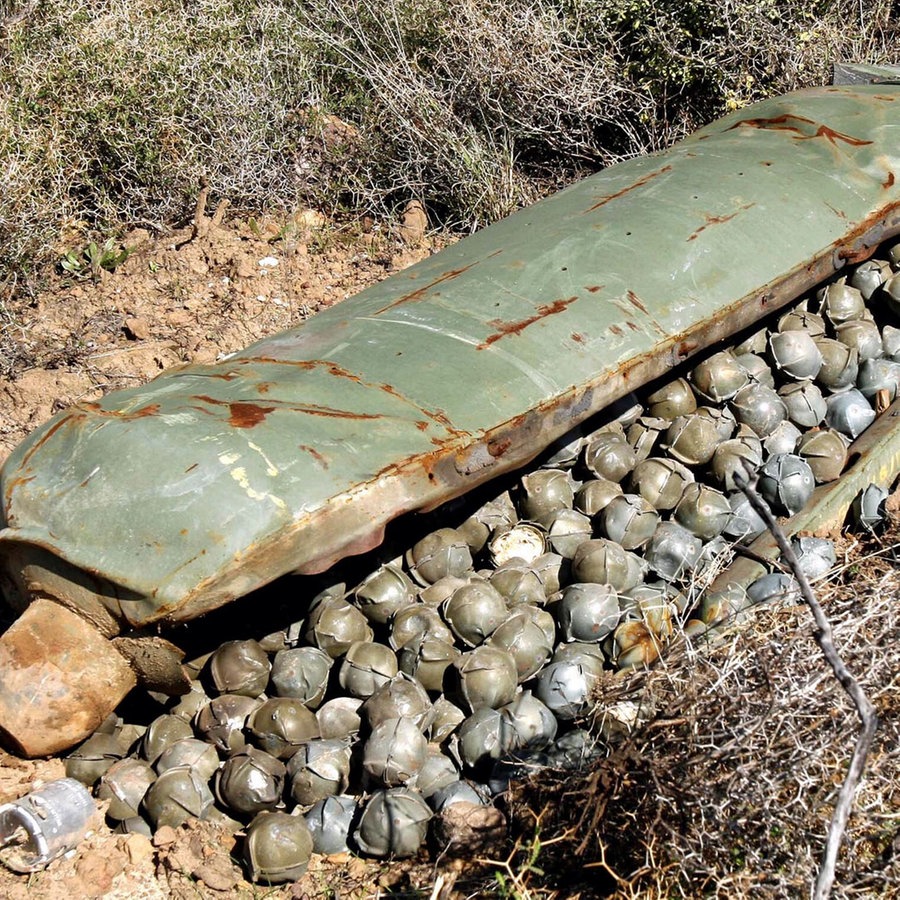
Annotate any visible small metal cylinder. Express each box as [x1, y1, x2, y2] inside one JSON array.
[[0, 778, 97, 872]]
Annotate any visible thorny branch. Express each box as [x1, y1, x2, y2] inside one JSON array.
[[734, 462, 879, 900]]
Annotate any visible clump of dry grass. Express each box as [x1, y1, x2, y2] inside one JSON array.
[[2, 0, 900, 293], [502, 517, 900, 898]]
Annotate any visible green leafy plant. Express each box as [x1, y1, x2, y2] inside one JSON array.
[[60, 238, 133, 282]]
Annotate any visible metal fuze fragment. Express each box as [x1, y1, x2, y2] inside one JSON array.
[[3, 78, 900, 755]]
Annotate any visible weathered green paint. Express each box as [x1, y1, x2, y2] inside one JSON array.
[[833, 63, 900, 85], [3, 84, 900, 628]]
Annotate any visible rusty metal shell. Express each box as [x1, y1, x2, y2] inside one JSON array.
[[6, 82, 900, 755], [7, 85, 900, 632]]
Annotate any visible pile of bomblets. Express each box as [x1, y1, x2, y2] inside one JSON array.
[[66, 249, 900, 883]]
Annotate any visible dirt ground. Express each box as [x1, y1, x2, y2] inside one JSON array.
[[0, 206, 469, 899]]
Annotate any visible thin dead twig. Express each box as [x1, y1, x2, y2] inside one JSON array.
[[734, 462, 878, 900]]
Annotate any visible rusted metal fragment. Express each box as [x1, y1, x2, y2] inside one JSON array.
[[2, 84, 900, 635], [726, 114, 873, 147], [477, 297, 578, 349], [0, 600, 136, 757]]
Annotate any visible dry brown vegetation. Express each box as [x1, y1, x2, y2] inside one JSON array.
[[2, 0, 900, 294]]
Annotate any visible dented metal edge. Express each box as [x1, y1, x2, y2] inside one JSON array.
[[162, 205, 900, 625]]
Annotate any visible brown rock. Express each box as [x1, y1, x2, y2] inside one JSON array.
[[192, 860, 240, 892], [124, 317, 150, 340], [123, 833, 154, 866], [293, 208, 326, 231], [153, 825, 178, 847], [121, 228, 153, 252], [73, 846, 128, 897], [399, 200, 428, 246], [188, 257, 210, 277], [232, 254, 257, 279]]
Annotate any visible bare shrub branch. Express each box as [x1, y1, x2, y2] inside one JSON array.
[[733, 464, 879, 900]]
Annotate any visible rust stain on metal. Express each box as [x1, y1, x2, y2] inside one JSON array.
[[240, 358, 361, 383], [728, 114, 873, 148], [884, 172, 896, 189], [193, 395, 381, 423], [488, 438, 511, 458], [421, 407, 469, 440], [624, 290, 669, 337], [326, 363, 362, 382], [625, 291, 650, 316], [228, 403, 274, 429], [242, 356, 319, 368], [584, 165, 672, 213], [81, 402, 161, 419], [373, 381, 465, 437], [242, 358, 466, 437], [257, 382, 271, 394], [5, 474, 35, 495], [585, 285, 604, 293], [3, 473, 35, 515], [299, 445, 327, 470], [202, 372, 239, 381], [477, 297, 577, 349], [373, 263, 477, 315], [609, 325, 624, 336], [18, 413, 82, 471], [687, 203, 756, 241], [571, 332, 586, 343], [277, 358, 363, 382], [833, 199, 900, 263]]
